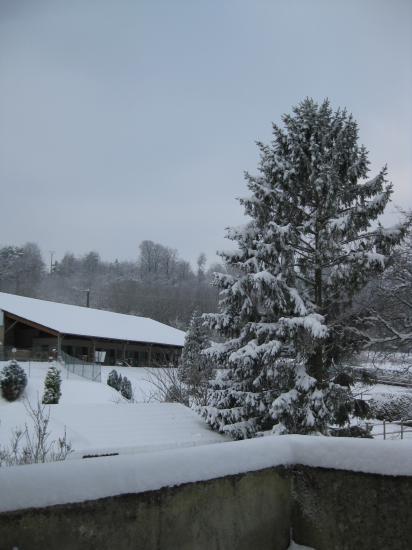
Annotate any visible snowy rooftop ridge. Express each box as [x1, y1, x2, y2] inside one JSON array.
[[0, 435, 411, 513], [0, 292, 185, 347]]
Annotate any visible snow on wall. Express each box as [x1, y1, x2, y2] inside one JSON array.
[[0, 292, 185, 347], [0, 435, 411, 513]]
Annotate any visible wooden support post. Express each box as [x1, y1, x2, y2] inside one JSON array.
[[57, 334, 62, 360], [4, 319, 18, 335]]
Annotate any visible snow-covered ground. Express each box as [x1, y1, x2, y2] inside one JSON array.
[[0, 361, 120, 406], [288, 543, 315, 550], [1, 359, 412, 523], [0, 362, 226, 458], [2, 358, 412, 460]]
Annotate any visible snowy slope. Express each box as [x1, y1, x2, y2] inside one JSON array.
[[101, 365, 168, 402], [0, 362, 226, 458], [0, 292, 185, 346]]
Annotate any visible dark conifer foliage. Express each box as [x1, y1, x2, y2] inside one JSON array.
[[42, 366, 62, 404], [0, 361, 28, 402], [178, 310, 210, 383], [201, 99, 409, 439]]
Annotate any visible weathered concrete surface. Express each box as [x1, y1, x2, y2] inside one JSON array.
[[1, 464, 412, 550], [0, 467, 291, 550], [291, 466, 412, 550]]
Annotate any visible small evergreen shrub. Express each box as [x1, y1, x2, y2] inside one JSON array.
[[120, 377, 133, 400], [107, 369, 133, 400], [0, 361, 28, 402], [42, 366, 62, 404], [107, 370, 122, 391]]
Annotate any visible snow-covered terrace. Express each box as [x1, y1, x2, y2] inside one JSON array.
[[0, 292, 185, 347], [0, 435, 411, 513]]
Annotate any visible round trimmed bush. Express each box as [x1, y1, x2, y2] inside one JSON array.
[[1, 361, 27, 401]]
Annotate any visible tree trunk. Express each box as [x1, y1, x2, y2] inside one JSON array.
[[311, 223, 324, 383]]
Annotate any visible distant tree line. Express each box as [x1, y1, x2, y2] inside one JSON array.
[[0, 234, 410, 341], [0, 240, 225, 328]]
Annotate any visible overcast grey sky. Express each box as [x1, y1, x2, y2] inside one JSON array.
[[1, 0, 411, 267]]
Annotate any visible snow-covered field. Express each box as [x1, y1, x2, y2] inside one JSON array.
[[2, 357, 412, 461], [1, 358, 412, 534], [0, 361, 226, 459]]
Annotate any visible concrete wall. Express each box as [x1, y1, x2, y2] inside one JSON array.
[[0, 465, 411, 550], [291, 466, 412, 550], [0, 468, 291, 550]]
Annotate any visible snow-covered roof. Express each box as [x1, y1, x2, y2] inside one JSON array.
[[0, 292, 185, 347]]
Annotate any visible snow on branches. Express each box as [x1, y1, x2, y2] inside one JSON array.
[[200, 98, 409, 439]]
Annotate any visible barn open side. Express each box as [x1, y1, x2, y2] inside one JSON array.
[[0, 292, 185, 366]]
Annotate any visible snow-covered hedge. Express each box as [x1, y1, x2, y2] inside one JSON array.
[[368, 392, 412, 421]]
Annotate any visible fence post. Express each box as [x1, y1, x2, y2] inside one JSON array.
[[383, 419, 386, 440], [401, 421, 404, 440]]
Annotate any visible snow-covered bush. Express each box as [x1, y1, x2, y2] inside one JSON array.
[[107, 369, 133, 400], [368, 393, 412, 421], [120, 377, 133, 400], [0, 361, 27, 402], [42, 366, 62, 404], [107, 369, 122, 391]]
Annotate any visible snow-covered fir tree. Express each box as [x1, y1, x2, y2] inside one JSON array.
[[178, 310, 213, 405], [201, 98, 409, 439], [178, 310, 209, 382], [42, 365, 62, 404]]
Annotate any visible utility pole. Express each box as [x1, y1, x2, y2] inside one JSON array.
[[73, 288, 91, 307], [81, 288, 90, 307], [49, 251, 55, 274]]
